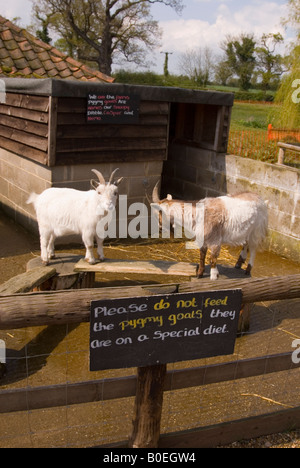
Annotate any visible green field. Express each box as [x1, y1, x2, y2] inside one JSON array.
[[228, 102, 299, 167], [230, 101, 281, 131]]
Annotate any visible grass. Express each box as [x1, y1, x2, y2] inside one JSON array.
[[230, 102, 281, 131], [228, 102, 300, 167]]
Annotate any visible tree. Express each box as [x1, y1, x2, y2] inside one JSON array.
[[214, 54, 232, 86], [255, 33, 285, 93], [222, 33, 256, 91], [282, 0, 300, 40], [272, 0, 300, 128], [177, 46, 215, 86], [32, 0, 184, 76]]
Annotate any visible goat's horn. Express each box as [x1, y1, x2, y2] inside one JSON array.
[[109, 168, 120, 184], [91, 169, 105, 185], [152, 181, 161, 203]]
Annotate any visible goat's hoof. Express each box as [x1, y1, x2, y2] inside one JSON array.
[[42, 260, 49, 266]]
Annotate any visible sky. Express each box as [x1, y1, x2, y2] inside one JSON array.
[[2, 0, 293, 74]]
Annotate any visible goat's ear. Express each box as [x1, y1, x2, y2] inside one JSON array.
[[114, 177, 124, 187], [90, 179, 99, 190]]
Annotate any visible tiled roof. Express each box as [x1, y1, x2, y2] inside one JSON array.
[[0, 16, 114, 82]]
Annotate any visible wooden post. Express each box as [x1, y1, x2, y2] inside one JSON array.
[[278, 147, 285, 165], [129, 364, 167, 448]]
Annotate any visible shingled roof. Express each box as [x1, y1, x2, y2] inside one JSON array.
[[0, 15, 114, 82]]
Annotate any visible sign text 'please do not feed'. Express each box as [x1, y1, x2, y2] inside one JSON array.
[[90, 289, 242, 371]]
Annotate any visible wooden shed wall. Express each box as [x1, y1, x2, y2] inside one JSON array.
[[0, 93, 50, 165], [54, 98, 169, 166], [0, 94, 170, 167]]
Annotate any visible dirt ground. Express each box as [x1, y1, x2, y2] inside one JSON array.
[[0, 208, 300, 448]]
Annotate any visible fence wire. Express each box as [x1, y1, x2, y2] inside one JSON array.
[[0, 240, 299, 448], [0, 293, 299, 446], [228, 128, 300, 166]]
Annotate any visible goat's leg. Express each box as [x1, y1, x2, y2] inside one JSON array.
[[235, 244, 248, 269], [96, 234, 105, 262], [210, 245, 221, 280], [47, 234, 56, 259], [196, 246, 207, 278], [82, 232, 96, 264], [245, 245, 256, 276], [39, 230, 51, 265]]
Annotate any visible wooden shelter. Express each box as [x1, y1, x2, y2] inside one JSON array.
[[0, 78, 234, 232]]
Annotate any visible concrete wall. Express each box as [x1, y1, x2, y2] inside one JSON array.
[[162, 143, 300, 262], [0, 147, 162, 235], [1, 143, 299, 262]]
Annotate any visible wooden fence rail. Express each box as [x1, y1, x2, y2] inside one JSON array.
[[277, 141, 300, 165], [0, 351, 298, 414], [1, 270, 300, 448], [1, 274, 300, 330]]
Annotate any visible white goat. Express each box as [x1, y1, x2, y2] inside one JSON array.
[[27, 168, 123, 265], [151, 183, 268, 280]]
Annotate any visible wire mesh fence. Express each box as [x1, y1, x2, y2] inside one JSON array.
[[0, 243, 299, 448], [228, 128, 300, 166]]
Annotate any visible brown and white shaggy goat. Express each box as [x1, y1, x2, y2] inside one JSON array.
[[151, 183, 268, 280]]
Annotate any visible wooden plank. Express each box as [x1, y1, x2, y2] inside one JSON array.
[[57, 98, 169, 115], [0, 104, 49, 124], [0, 125, 48, 152], [48, 96, 58, 167], [158, 406, 300, 448], [102, 406, 300, 448], [55, 149, 168, 165], [4, 93, 50, 112], [74, 258, 198, 277], [0, 352, 297, 413], [0, 135, 48, 165], [55, 137, 167, 153], [0, 267, 57, 295], [0, 114, 48, 137], [57, 112, 168, 126], [56, 124, 167, 139]]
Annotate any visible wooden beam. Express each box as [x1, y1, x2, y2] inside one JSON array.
[[179, 274, 300, 304], [158, 405, 300, 448], [48, 96, 58, 167], [0, 352, 297, 414], [103, 406, 300, 448], [278, 142, 300, 152], [0, 283, 177, 329], [0, 274, 299, 330]]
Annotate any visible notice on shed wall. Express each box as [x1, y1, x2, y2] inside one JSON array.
[[87, 92, 140, 124], [90, 289, 242, 371]]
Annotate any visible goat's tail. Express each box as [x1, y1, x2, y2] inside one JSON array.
[[26, 192, 39, 207]]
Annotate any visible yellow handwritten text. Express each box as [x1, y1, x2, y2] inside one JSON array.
[[119, 315, 163, 331], [204, 296, 228, 308], [168, 310, 202, 326], [176, 297, 198, 308]]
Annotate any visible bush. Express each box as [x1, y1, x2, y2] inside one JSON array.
[[234, 90, 274, 102]]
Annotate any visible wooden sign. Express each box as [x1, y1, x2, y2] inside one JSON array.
[[87, 92, 140, 124], [90, 289, 242, 371]]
